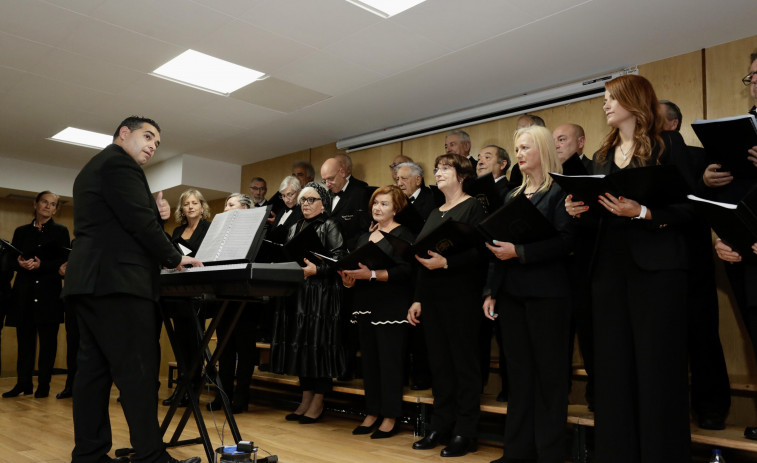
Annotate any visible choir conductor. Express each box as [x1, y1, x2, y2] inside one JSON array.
[[63, 116, 202, 463]]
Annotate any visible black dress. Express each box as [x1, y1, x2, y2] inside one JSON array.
[[9, 218, 70, 393], [484, 184, 573, 462], [270, 214, 347, 391], [590, 133, 693, 463], [414, 196, 486, 438], [350, 225, 414, 419]]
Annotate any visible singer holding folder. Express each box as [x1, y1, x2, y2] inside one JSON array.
[[565, 75, 693, 462], [483, 126, 573, 463], [339, 185, 414, 439], [407, 153, 485, 458], [271, 182, 347, 424]]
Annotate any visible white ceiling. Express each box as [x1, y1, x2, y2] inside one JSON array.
[[0, 0, 755, 203]]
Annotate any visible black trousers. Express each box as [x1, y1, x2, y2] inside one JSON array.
[[216, 303, 259, 404], [499, 293, 571, 463], [423, 296, 481, 437], [63, 302, 80, 390], [592, 244, 691, 463], [15, 314, 59, 389], [71, 294, 167, 463], [357, 316, 408, 418]]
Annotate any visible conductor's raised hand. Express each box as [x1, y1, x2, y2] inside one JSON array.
[[156, 191, 171, 221]]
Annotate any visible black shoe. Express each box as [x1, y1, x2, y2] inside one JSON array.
[[371, 422, 399, 439], [56, 387, 73, 399], [699, 417, 726, 430], [2, 384, 33, 398], [352, 421, 378, 435], [440, 435, 477, 457], [412, 430, 450, 450], [162, 388, 180, 406], [231, 402, 249, 414], [285, 412, 303, 421], [163, 391, 189, 407], [34, 386, 50, 398], [745, 426, 757, 440], [298, 412, 323, 424]]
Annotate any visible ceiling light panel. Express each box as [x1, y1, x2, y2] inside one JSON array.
[[151, 49, 265, 95], [345, 0, 427, 18], [49, 127, 111, 149]]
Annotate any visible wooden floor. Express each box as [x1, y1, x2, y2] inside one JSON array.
[[0, 375, 504, 463]]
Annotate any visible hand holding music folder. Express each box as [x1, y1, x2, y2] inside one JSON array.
[[550, 164, 691, 218], [0, 238, 70, 261], [692, 114, 757, 178], [476, 194, 557, 244], [688, 188, 757, 262], [263, 224, 327, 266], [380, 220, 479, 259], [326, 241, 395, 271]]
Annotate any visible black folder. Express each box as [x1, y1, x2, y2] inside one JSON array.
[[561, 154, 589, 176], [688, 189, 757, 262], [692, 114, 757, 178], [470, 173, 504, 215], [476, 194, 557, 244], [259, 224, 327, 266], [330, 241, 395, 271], [380, 220, 478, 259], [550, 164, 691, 218], [0, 238, 70, 261]]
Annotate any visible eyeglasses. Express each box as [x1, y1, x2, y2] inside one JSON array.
[[320, 176, 336, 185], [742, 71, 757, 86], [299, 197, 322, 205], [433, 165, 453, 175], [249, 186, 266, 191], [281, 191, 297, 199]]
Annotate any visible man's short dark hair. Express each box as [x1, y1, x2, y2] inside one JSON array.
[[249, 177, 267, 187], [659, 100, 682, 132], [519, 114, 546, 127], [113, 116, 160, 140], [483, 144, 511, 170], [751, 50, 757, 63]]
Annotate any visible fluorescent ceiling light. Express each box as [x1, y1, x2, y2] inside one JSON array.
[[151, 49, 265, 95], [49, 127, 111, 149], [345, 0, 426, 18]]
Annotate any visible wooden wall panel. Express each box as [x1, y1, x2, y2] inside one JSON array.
[[349, 142, 402, 188], [705, 36, 757, 119], [400, 133, 446, 185], [639, 50, 705, 146], [240, 149, 310, 196]]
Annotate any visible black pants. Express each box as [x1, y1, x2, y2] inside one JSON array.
[[499, 293, 571, 463], [357, 316, 408, 418], [71, 294, 167, 463], [423, 297, 481, 437], [16, 315, 59, 390], [592, 246, 691, 463], [216, 303, 259, 404], [63, 303, 80, 390]]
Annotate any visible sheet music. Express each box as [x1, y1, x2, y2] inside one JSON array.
[[195, 208, 268, 262], [161, 262, 249, 274]]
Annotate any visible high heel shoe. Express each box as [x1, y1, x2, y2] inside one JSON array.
[[2, 384, 33, 398], [285, 412, 303, 421], [298, 412, 323, 424], [352, 421, 379, 435], [370, 422, 399, 439]]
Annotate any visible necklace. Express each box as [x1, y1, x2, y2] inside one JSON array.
[[619, 142, 633, 161]]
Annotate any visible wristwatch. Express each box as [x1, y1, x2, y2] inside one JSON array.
[[370, 270, 377, 282]]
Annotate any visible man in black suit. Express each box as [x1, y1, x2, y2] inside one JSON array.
[[248, 177, 270, 207], [554, 123, 592, 173], [63, 116, 202, 463], [320, 157, 371, 251], [395, 162, 438, 220], [291, 161, 315, 188], [660, 99, 731, 430], [476, 145, 511, 198]]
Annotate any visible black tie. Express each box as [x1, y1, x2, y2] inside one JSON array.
[[408, 196, 415, 203]]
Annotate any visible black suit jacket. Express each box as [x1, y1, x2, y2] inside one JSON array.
[[509, 164, 523, 187], [485, 184, 573, 299], [330, 180, 371, 250], [63, 144, 182, 301], [267, 205, 304, 244], [410, 186, 438, 221]]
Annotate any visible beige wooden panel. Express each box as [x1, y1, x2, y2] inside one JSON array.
[[241, 149, 310, 195], [348, 142, 402, 188], [705, 35, 757, 119], [639, 49, 705, 146], [310, 143, 343, 182]]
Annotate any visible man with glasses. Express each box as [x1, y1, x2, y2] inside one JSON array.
[[319, 158, 371, 251], [248, 177, 269, 207], [702, 51, 757, 439]]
